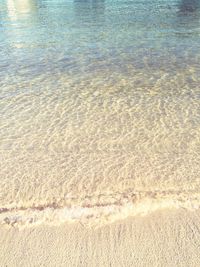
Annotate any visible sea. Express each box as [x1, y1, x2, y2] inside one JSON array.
[[0, 0, 200, 226]]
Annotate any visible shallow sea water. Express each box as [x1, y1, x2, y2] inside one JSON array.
[[0, 0, 200, 226]]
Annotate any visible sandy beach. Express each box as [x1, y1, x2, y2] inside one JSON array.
[[1, 208, 200, 267], [1, 0, 200, 266]]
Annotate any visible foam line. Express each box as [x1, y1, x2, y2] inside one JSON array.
[[1, 190, 200, 227]]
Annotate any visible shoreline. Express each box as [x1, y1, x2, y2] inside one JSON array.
[[1, 189, 200, 227]]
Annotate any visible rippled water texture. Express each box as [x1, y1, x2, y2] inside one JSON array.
[[0, 0, 200, 225]]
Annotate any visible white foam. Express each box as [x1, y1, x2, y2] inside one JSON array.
[[1, 191, 200, 228]]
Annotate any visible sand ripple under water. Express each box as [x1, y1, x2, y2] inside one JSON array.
[[1, 67, 200, 227]]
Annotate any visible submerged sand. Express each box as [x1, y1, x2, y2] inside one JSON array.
[[1, 208, 200, 267]]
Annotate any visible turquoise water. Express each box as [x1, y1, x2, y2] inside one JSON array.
[[1, 0, 200, 83], [0, 0, 200, 226]]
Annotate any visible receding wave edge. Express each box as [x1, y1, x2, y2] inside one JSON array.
[[1, 190, 200, 227]]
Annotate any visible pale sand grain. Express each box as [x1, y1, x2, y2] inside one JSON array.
[[1, 208, 200, 267]]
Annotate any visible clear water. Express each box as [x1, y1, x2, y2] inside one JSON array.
[[0, 0, 200, 226]]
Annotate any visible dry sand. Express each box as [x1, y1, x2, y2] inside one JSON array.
[[1, 208, 200, 267]]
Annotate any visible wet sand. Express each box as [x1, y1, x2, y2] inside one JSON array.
[[1, 208, 200, 267]]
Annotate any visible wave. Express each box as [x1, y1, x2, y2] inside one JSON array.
[[1, 190, 200, 228]]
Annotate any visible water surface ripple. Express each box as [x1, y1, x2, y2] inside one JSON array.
[[0, 0, 200, 226]]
